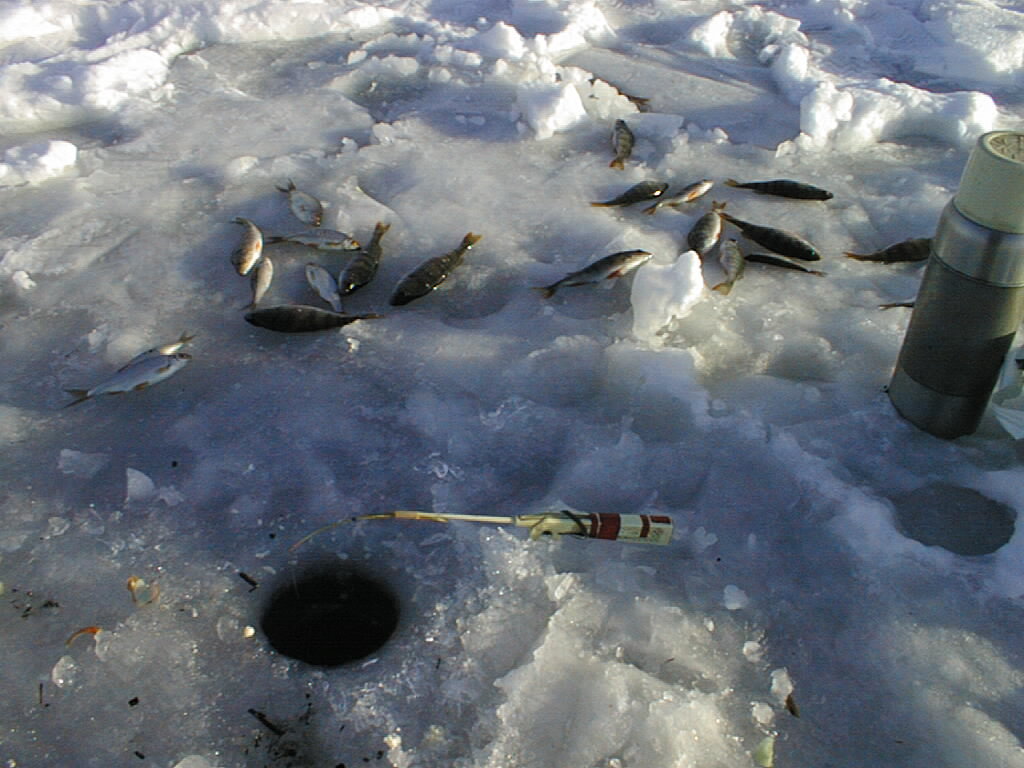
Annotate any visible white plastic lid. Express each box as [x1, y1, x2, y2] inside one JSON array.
[[954, 131, 1024, 234]]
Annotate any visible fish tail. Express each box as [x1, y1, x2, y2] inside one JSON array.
[[461, 233, 482, 248], [62, 389, 90, 408], [532, 285, 557, 299], [711, 282, 732, 295], [810, 269, 827, 277], [724, 179, 741, 188], [276, 179, 296, 193], [609, 158, 624, 170], [843, 251, 867, 260], [375, 221, 392, 235], [590, 202, 611, 208], [712, 201, 728, 213]]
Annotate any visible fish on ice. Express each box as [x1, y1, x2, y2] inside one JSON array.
[[390, 232, 481, 306], [265, 228, 361, 251], [844, 238, 931, 263], [724, 178, 834, 200], [642, 179, 714, 214], [305, 263, 343, 312], [719, 212, 821, 261], [534, 249, 653, 299], [339, 221, 390, 296], [64, 353, 192, 408], [712, 239, 745, 294], [276, 179, 324, 227], [244, 305, 383, 332], [591, 181, 668, 208], [609, 119, 634, 170], [231, 217, 264, 276], [248, 256, 275, 308], [687, 201, 727, 258], [118, 332, 195, 370], [744, 253, 826, 276]]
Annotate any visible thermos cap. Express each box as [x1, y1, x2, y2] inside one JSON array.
[[955, 131, 1024, 234]]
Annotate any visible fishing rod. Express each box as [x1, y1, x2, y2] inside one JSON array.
[[291, 509, 674, 551]]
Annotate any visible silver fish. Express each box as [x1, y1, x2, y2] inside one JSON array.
[[719, 212, 820, 261], [276, 180, 324, 226], [244, 305, 382, 332], [687, 201, 727, 257], [724, 178, 833, 200], [712, 239, 745, 294], [390, 232, 482, 306], [591, 181, 668, 208], [118, 332, 195, 371], [265, 228, 361, 251], [231, 217, 264, 276], [609, 119, 634, 170], [248, 256, 275, 308], [340, 221, 390, 296], [844, 238, 930, 263], [535, 249, 652, 299], [64, 353, 191, 408], [305, 263, 343, 312], [642, 179, 714, 214]]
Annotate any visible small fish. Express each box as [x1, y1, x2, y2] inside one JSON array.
[[265, 228, 361, 251], [231, 217, 264, 276], [305, 263, 343, 312], [687, 201, 727, 258], [64, 353, 192, 408], [591, 181, 668, 208], [720, 212, 821, 261], [248, 256, 275, 308], [118, 332, 195, 371], [642, 179, 714, 214], [609, 119, 634, 169], [276, 179, 324, 226], [244, 305, 383, 332], [745, 253, 826, 276], [390, 232, 481, 306], [534, 249, 652, 299], [724, 178, 833, 201], [712, 239, 745, 294], [844, 237, 931, 263], [339, 221, 390, 295]]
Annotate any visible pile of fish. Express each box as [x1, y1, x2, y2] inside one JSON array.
[[61, 118, 933, 407]]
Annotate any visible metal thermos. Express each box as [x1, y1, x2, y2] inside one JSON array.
[[889, 131, 1024, 438]]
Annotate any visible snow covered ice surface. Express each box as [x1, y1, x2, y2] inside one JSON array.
[[2, 0, 1024, 766]]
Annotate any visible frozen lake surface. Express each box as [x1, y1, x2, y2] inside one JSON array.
[[2, 1, 1024, 766]]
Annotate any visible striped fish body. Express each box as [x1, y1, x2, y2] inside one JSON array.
[[720, 212, 820, 261], [340, 221, 390, 295], [609, 119, 634, 169], [844, 237, 930, 263], [244, 305, 382, 332], [643, 179, 714, 214], [712, 239, 745, 294], [64, 353, 192, 407], [265, 228, 361, 251], [686, 202, 727, 257], [390, 233, 481, 306], [248, 256, 275, 307], [724, 178, 833, 200], [592, 181, 668, 208], [535, 249, 652, 299]]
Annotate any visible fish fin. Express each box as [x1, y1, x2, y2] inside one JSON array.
[[590, 202, 611, 207], [810, 270, 827, 277], [461, 233, 482, 248], [609, 158, 624, 170], [843, 251, 868, 260], [133, 382, 151, 391], [62, 389, 91, 408], [724, 179, 741, 188], [711, 282, 732, 294], [264, 236, 284, 244], [532, 286, 557, 299], [641, 203, 659, 215]]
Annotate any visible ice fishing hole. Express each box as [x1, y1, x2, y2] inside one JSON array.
[[892, 483, 1015, 556], [260, 564, 399, 667]]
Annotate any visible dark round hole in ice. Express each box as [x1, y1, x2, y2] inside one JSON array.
[[260, 565, 399, 667], [893, 483, 1016, 556]]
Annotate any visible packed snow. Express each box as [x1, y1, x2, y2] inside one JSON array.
[[2, 0, 1024, 767]]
